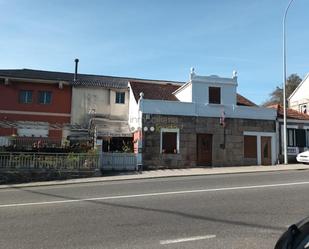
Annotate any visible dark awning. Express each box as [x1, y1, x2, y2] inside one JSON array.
[[93, 118, 132, 137]]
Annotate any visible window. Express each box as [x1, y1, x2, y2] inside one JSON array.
[[300, 104, 307, 114], [288, 128, 307, 147], [115, 92, 125, 104], [19, 90, 32, 104], [244, 135, 257, 158], [296, 129, 306, 147], [288, 129, 296, 147], [209, 87, 221, 104], [38, 91, 52, 104], [160, 128, 179, 154]]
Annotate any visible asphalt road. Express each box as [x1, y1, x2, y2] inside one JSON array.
[[1, 170, 309, 249]]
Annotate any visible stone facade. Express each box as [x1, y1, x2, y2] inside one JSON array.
[[142, 114, 275, 169]]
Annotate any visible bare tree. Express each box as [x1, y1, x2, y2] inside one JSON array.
[[263, 74, 302, 106]]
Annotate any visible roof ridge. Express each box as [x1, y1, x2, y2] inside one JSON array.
[[0, 68, 184, 84], [288, 73, 309, 101]]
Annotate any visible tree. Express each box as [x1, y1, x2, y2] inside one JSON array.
[[263, 74, 302, 106]]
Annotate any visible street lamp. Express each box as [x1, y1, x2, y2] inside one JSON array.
[[283, 0, 295, 165]]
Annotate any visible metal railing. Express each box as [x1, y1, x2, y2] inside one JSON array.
[[0, 152, 100, 170], [101, 152, 137, 171], [9, 137, 62, 149]]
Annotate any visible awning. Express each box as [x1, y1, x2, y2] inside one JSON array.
[[93, 118, 132, 137]]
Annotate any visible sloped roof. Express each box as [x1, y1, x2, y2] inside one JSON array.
[[236, 94, 257, 106], [130, 81, 256, 106], [130, 81, 181, 101], [288, 73, 309, 101], [267, 104, 309, 120], [0, 69, 183, 89]]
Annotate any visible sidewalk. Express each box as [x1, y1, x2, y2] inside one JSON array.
[[1, 163, 309, 189]]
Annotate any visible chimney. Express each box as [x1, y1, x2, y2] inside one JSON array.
[[74, 58, 79, 82]]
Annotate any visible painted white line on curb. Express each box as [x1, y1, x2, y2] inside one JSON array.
[[160, 235, 216, 245], [1, 181, 309, 208]]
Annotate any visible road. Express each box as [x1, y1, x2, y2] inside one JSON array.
[[0, 170, 309, 249]]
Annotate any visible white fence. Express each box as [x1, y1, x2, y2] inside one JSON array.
[[0, 152, 100, 170], [101, 153, 137, 171]]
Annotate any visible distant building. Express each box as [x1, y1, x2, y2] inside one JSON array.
[[289, 73, 309, 114], [267, 104, 309, 162], [0, 69, 72, 147], [0, 68, 182, 153]]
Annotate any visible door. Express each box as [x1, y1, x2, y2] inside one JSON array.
[[197, 134, 212, 166], [261, 136, 271, 165]]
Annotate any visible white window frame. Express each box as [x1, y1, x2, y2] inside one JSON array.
[[160, 128, 180, 154], [243, 131, 276, 165], [208, 86, 221, 104], [299, 104, 308, 114]]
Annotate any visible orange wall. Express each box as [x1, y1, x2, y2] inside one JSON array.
[[0, 128, 17, 136], [0, 81, 71, 138], [0, 113, 70, 124], [49, 129, 63, 139], [0, 81, 71, 114]]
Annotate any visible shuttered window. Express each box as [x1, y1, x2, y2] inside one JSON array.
[[244, 135, 257, 158], [209, 87, 221, 104]]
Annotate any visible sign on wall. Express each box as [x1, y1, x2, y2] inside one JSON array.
[[287, 147, 299, 155]]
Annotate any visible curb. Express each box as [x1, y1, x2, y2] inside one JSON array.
[[0, 164, 308, 189]]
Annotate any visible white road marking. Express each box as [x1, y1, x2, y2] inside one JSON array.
[[0, 181, 309, 208], [160, 235, 216, 245]]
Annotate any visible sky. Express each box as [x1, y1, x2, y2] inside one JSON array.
[[0, 0, 308, 105]]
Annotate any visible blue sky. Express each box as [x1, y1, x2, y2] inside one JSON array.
[[0, 0, 308, 104]]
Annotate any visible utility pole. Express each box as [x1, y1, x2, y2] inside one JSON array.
[[283, 0, 295, 164]]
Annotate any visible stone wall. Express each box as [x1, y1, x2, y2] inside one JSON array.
[[0, 168, 101, 184], [142, 114, 275, 169]]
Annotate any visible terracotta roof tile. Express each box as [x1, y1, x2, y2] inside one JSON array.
[[130, 81, 256, 106], [267, 104, 309, 120], [130, 81, 181, 101], [236, 94, 257, 106]]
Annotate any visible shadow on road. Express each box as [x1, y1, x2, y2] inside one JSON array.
[[11, 186, 285, 233]]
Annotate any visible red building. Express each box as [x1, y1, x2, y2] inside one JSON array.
[[0, 69, 72, 147]]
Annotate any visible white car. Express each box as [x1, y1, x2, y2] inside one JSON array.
[[296, 150, 309, 164]]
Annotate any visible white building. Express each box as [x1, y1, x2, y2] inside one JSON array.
[[289, 73, 309, 114]]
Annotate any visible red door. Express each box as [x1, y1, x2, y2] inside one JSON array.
[[197, 134, 212, 166]]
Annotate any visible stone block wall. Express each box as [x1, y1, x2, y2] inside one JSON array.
[[142, 114, 275, 169]]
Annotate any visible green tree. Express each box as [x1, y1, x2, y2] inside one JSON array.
[[263, 74, 302, 106]]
